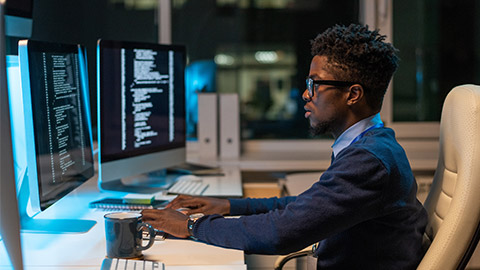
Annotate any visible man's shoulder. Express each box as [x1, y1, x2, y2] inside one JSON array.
[[356, 127, 399, 148], [337, 127, 407, 163]]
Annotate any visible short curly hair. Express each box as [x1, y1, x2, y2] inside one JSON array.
[[311, 24, 399, 111]]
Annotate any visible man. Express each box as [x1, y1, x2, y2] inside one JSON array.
[[142, 24, 428, 269]]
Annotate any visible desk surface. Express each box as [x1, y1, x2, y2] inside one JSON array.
[[188, 149, 438, 172], [0, 169, 246, 269]]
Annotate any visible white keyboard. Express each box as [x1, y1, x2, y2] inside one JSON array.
[[101, 258, 164, 270], [167, 176, 209, 195]]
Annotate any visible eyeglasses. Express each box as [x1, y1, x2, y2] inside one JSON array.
[[305, 78, 357, 98]]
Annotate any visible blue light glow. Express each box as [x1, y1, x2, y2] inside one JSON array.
[[185, 60, 216, 139]]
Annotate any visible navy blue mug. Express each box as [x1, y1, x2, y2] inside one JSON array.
[[104, 212, 155, 258]]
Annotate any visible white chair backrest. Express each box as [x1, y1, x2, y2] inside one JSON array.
[[418, 84, 480, 269]]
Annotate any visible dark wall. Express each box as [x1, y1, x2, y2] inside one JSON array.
[[30, 0, 158, 139]]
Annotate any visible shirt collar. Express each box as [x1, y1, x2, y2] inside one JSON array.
[[331, 113, 383, 158]]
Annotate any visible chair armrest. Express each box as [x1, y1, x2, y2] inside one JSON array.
[[274, 246, 313, 270]]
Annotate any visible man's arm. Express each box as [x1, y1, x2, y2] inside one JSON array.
[[229, 196, 298, 215], [192, 148, 393, 255], [167, 195, 298, 216]]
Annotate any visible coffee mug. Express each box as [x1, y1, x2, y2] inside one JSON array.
[[104, 212, 155, 259]]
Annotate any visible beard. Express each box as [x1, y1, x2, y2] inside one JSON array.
[[309, 119, 334, 136]]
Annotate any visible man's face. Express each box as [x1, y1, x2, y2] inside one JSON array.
[[303, 55, 349, 137]]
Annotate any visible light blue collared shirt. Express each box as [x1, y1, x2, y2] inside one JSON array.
[[331, 113, 383, 158]]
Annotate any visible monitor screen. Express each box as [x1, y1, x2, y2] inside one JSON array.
[[97, 40, 186, 192], [18, 39, 94, 212]]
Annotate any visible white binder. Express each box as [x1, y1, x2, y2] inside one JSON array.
[[219, 93, 240, 158], [197, 93, 218, 158]]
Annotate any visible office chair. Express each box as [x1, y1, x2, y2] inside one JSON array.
[[417, 84, 480, 269], [275, 84, 480, 270]]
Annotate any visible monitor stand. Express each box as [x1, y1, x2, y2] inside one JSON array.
[[16, 170, 96, 234], [20, 217, 96, 234], [99, 169, 181, 194]]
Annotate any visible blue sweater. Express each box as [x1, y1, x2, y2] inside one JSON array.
[[193, 127, 428, 269]]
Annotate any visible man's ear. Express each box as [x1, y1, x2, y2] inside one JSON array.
[[346, 84, 364, 105]]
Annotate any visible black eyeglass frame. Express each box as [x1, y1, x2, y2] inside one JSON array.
[[305, 78, 359, 98]]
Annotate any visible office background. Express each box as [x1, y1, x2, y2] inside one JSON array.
[[3, 0, 480, 269], [8, 0, 479, 143]]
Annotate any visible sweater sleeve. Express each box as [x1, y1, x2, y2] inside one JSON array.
[[228, 196, 297, 215], [193, 147, 396, 255]]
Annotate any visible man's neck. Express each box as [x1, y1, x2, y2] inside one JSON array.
[[332, 110, 379, 139], [331, 113, 383, 157]]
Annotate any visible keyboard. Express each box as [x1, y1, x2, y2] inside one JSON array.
[[101, 258, 164, 270], [167, 175, 209, 195]]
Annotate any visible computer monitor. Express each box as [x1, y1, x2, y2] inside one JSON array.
[[97, 40, 187, 193], [9, 39, 96, 233], [0, 1, 23, 268]]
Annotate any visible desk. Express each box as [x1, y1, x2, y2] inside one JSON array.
[[194, 166, 243, 198], [0, 169, 246, 270], [186, 139, 439, 172]]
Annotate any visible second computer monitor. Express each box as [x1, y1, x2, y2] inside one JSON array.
[[10, 39, 97, 233], [97, 40, 186, 192]]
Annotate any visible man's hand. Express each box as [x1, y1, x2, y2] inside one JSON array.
[[166, 195, 230, 216], [141, 208, 189, 238]]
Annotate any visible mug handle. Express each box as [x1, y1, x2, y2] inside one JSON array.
[[137, 222, 155, 251]]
